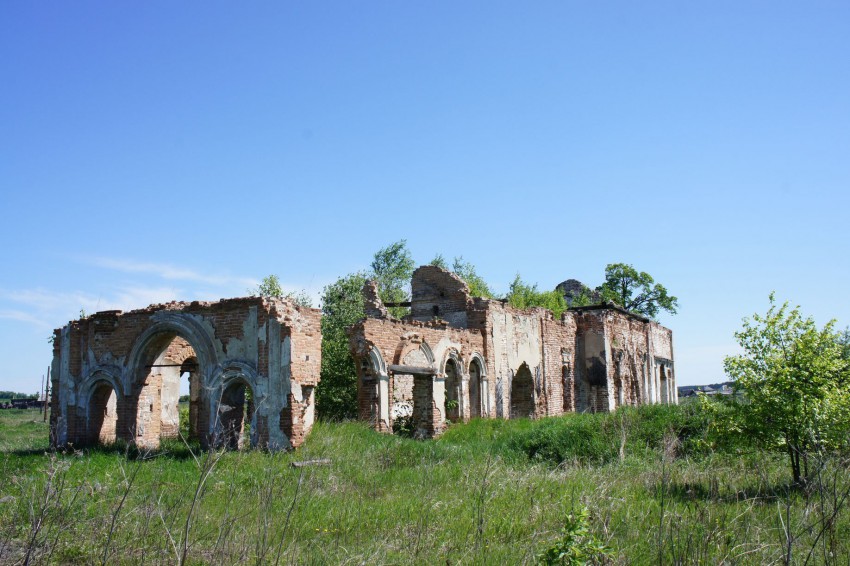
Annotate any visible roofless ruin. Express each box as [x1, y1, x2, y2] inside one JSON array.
[[348, 266, 675, 439], [50, 266, 675, 450], [50, 297, 321, 450]]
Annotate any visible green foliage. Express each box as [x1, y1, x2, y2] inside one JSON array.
[[392, 413, 415, 438], [507, 274, 568, 318], [567, 287, 595, 308], [430, 254, 495, 298], [317, 272, 368, 420], [252, 274, 314, 307], [724, 293, 850, 484], [429, 254, 448, 269], [318, 240, 415, 419], [370, 239, 415, 318], [0, 391, 38, 400], [179, 405, 190, 436], [3, 408, 850, 563], [538, 507, 612, 565], [450, 256, 495, 299], [840, 326, 850, 361], [506, 403, 731, 466], [254, 274, 283, 297], [596, 263, 678, 320]]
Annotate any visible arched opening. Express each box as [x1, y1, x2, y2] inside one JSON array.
[[574, 368, 591, 412], [358, 347, 390, 432], [180, 356, 200, 440], [87, 381, 118, 445], [444, 357, 460, 423], [510, 363, 535, 419], [133, 332, 202, 448], [468, 358, 484, 418], [393, 343, 434, 436], [220, 379, 255, 450], [562, 364, 571, 413], [660, 364, 669, 404]]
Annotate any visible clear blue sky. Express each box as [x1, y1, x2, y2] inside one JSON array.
[[2, 2, 849, 393]]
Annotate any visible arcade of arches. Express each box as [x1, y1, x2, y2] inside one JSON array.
[[349, 266, 676, 439], [50, 297, 322, 451]]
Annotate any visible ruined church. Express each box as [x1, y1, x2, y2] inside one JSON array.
[[49, 297, 321, 450], [49, 265, 675, 450], [348, 266, 676, 439]]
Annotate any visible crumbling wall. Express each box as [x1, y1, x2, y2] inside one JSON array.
[[50, 297, 321, 451], [348, 315, 485, 436], [348, 266, 676, 438], [410, 266, 473, 327]]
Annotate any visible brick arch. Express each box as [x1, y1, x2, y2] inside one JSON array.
[[441, 349, 463, 422], [358, 344, 391, 433], [439, 348, 462, 375], [510, 362, 535, 419], [393, 335, 435, 367], [468, 353, 488, 418], [210, 362, 267, 449], [125, 313, 219, 391], [78, 368, 122, 446], [78, 365, 122, 405], [123, 314, 219, 448], [367, 346, 388, 376]]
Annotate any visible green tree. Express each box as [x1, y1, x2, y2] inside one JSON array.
[[254, 274, 283, 297], [371, 240, 415, 318], [840, 326, 850, 361], [317, 239, 416, 419], [596, 263, 678, 319], [723, 294, 850, 485], [252, 274, 313, 307], [430, 254, 496, 299], [451, 256, 495, 299], [507, 274, 568, 318], [429, 254, 448, 270], [317, 272, 368, 420]]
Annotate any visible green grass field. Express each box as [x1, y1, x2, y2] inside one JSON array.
[[1, 406, 847, 564]]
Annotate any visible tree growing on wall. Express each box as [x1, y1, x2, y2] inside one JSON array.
[[371, 240, 415, 318], [596, 263, 678, 320], [507, 274, 568, 318], [723, 294, 850, 485], [429, 254, 495, 299], [252, 274, 313, 307]]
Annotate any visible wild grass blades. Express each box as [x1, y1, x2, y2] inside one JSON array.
[[1, 407, 849, 564], [100, 445, 145, 566]]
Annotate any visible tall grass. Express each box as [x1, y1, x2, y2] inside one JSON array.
[[1, 407, 848, 564]]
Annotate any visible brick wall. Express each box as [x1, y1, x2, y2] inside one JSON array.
[[51, 296, 322, 451], [350, 269, 676, 438]]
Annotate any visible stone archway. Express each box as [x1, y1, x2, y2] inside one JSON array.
[[443, 353, 461, 423], [510, 363, 535, 419], [86, 380, 118, 445], [124, 314, 218, 449], [468, 354, 487, 418]]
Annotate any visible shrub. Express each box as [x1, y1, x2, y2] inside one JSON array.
[[538, 506, 612, 565]]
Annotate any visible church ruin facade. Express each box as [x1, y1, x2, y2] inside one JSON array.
[[50, 297, 321, 451], [348, 266, 676, 438]]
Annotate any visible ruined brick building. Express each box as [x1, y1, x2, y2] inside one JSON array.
[[348, 266, 676, 438], [50, 297, 321, 450]]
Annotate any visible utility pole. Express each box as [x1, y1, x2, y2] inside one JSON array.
[[43, 366, 50, 422]]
